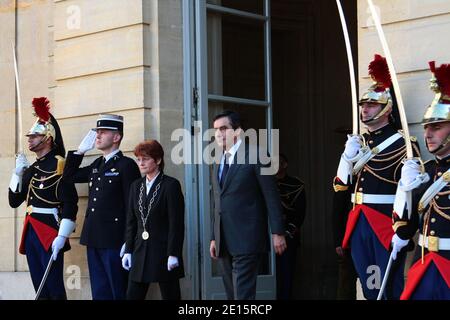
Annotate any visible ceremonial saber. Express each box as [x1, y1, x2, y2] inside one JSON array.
[[367, 0, 413, 158], [336, 0, 359, 135], [35, 256, 54, 300], [377, 251, 394, 300], [12, 42, 23, 154]]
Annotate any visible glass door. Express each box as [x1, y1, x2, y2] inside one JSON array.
[[191, 0, 275, 299]]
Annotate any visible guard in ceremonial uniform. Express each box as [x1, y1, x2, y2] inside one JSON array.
[[8, 97, 78, 299], [392, 61, 450, 300], [333, 55, 420, 299], [275, 153, 306, 300], [64, 114, 141, 300]]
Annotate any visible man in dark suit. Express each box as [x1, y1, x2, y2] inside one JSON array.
[[209, 110, 287, 300], [64, 114, 141, 300]]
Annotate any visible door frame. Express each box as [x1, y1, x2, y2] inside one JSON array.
[[183, 0, 276, 300]]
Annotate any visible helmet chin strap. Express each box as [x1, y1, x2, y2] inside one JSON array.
[[29, 135, 49, 152], [361, 104, 392, 125], [426, 134, 450, 154]]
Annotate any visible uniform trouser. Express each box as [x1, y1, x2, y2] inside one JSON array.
[[25, 225, 66, 300], [410, 262, 450, 300], [350, 214, 406, 300], [87, 247, 127, 300], [276, 239, 297, 300], [218, 242, 261, 300], [126, 279, 181, 300]]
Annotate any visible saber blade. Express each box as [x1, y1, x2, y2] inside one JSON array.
[[367, 0, 413, 158], [34, 256, 54, 300], [12, 42, 23, 153], [336, 0, 359, 135]]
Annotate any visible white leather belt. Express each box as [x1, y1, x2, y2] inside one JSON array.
[[26, 206, 58, 215], [351, 193, 395, 205], [419, 234, 450, 251]]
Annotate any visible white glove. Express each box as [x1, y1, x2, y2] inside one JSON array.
[[391, 234, 409, 261], [119, 243, 126, 258], [51, 235, 66, 261], [167, 256, 179, 271], [77, 130, 97, 154], [58, 218, 76, 238], [400, 160, 421, 187], [122, 253, 132, 271], [9, 154, 30, 193], [343, 135, 362, 159], [14, 153, 29, 176]]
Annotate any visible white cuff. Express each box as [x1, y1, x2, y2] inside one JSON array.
[[9, 173, 22, 193], [393, 187, 408, 219], [58, 218, 76, 238], [337, 155, 353, 185]]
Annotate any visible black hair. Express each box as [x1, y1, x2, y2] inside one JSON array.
[[213, 110, 242, 130]]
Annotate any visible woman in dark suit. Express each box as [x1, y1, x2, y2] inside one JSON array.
[[121, 140, 185, 300]]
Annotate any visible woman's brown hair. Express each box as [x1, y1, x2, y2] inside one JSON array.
[[134, 139, 165, 171]]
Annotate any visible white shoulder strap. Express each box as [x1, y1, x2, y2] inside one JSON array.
[[353, 133, 403, 174], [418, 169, 450, 211]]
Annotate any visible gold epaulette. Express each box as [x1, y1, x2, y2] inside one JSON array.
[[392, 221, 407, 233], [55, 155, 66, 175]]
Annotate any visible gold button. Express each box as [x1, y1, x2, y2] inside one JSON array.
[[431, 218, 436, 223], [369, 140, 373, 144], [430, 230, 435, 236], [363, 169, 367, 172], [358, 188, 363, 192], [438, 172, 443, 177], [435, 196, 439, 200]]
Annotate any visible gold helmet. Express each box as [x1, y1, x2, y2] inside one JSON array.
[[422, 61, 450, 125], [26, 97, 56, 139], [26, 97, 66, 157], [359, 54, 393, 123]]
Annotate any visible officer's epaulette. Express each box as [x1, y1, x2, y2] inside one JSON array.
[[55, 155, 66, 175], [397, 129, 418, 142]]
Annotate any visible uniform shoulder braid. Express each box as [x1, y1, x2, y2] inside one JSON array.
[[397, 129, 418, 142]]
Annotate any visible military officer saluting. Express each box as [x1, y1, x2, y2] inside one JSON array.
[[8, 97, 78, 299], [333, 54, 420, 299], [64, 114, 140, 300], [392, 61, 450, 299]]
